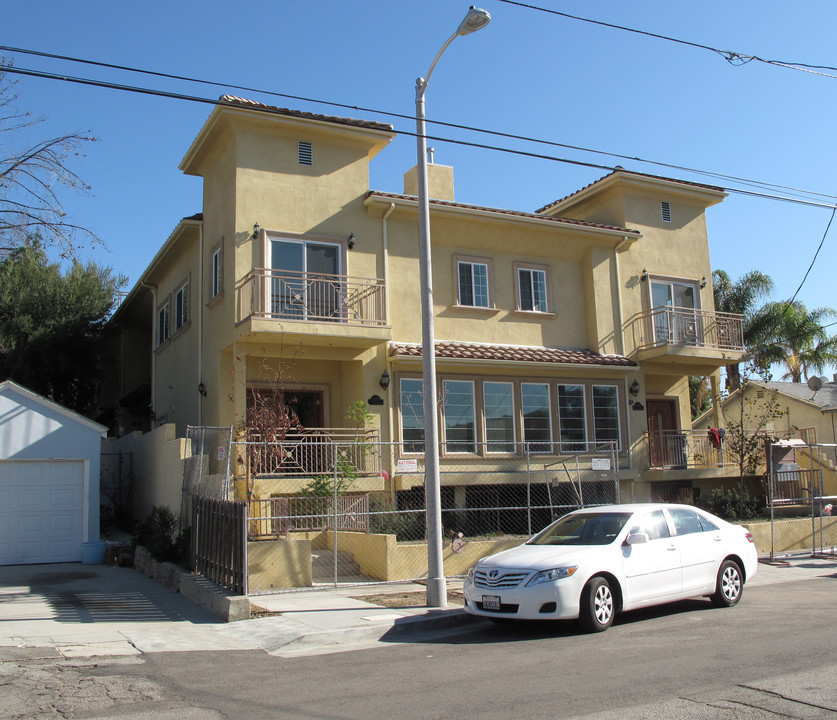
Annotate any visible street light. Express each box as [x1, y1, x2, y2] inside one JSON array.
[[415, 6, 491, 608]]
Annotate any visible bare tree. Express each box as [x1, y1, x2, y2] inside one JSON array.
[[0, 60, 98, 256]]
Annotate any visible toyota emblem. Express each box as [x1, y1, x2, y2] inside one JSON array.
[[489, 569, 499, 579]]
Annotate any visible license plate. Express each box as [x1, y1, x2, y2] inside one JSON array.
[[482, 595, 501, 611]]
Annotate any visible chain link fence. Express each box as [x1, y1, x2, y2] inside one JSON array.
[[239, 439, 619, 593], [180, 426, 233, 530], [767, 441, 837, 560]]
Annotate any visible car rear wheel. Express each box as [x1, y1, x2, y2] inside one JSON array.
[[579, 576, 614, 632], [711, 559, 743, 607]]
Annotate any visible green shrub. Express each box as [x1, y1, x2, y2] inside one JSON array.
[[698, 488, 762, 521], [132, 505, 190, 564]]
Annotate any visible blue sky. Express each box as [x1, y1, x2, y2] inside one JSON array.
[[4, 1, 836, 377]]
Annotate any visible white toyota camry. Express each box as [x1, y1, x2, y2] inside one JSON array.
[[463, 503, 758, 632]]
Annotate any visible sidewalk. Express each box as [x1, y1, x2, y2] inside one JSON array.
[[1, 555, 835, 660]]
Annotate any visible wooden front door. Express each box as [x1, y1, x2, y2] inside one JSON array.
[[647, 399, 680, 467]]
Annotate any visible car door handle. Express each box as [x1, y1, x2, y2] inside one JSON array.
[[667, 545, 677, 551], [714, 536, 723, 542]]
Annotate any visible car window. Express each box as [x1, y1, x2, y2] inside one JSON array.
[[529, 512, 631, 546], [668, 508, 705, 536], [697, 513, 719, 532], [628, 510, 670, 540]]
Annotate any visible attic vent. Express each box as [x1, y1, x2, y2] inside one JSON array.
[[756, 388, 765, 399], [661, 201, 672, 223], [298, 141, 313, 166]]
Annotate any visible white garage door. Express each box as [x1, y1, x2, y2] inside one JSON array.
[[0, 461, 85, 565]]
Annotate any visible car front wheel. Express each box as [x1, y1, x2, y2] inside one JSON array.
[[579, 576, 614, 632], [711, 559, 743, 607]]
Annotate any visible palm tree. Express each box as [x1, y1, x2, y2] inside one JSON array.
[[753, 301, 837, 382], [712, 269, 774, 390]]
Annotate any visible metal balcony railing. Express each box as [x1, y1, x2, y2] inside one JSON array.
[[236, 268, 386, 326], [629, 307, 745, 352]]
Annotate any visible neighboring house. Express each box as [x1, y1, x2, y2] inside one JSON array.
[[0, 380, 107, 565], [694, 378, 837, 447], [104, 96, 745, 512], [692, 378, 837, 501]]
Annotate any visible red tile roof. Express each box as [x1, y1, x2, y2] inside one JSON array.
[[367, 192, 637, 235], [389, 342, 635, 367], [219, 95, 394, 133], [536, 169, 726, 215]]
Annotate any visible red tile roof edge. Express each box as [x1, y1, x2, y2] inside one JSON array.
[[218, 95, 394, 133], [535, 169, 726, 215], [389, 341, 636, 367], [367, 191, 638, 235]]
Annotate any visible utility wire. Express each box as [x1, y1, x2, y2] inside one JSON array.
[[5, 64, 837, 213], [496, 0, 837, 80], [3, 45, 837, 205]]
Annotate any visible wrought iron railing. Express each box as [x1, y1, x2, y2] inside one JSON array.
[[645, 428, 817, 470], [248, 494, 370, 540], [236, 268, 386, 325], [628, 307, 744, 352], [242, 429, 381, 477]]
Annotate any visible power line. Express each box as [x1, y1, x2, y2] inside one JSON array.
[[496, 0, 837, 80], [6, 64, 837, 213], [3, 45, 837, 207]]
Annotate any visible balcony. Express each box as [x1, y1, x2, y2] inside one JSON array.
[[625, 307, 745, 370], [235, 268, 389, 349], [644, 428, 817, 472]]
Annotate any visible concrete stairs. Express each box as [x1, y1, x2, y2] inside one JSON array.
[[311, 550, 372, 584]]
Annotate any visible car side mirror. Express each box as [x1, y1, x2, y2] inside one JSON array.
[[626, 532, 649, 546]]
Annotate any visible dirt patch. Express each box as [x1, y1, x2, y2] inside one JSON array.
[[249, 605, 282, 618], [351, 590, 464, 608]]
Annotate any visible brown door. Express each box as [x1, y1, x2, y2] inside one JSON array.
[[646, 399, 680, 467], [285, 390, 324, 429]]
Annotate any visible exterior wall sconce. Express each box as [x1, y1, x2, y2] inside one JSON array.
[[252, 223, 260, 239], [379, 369, 391, 390], [347, 233, 356, 250], [700, 275, 707, 289], [198, 382, 207, 398], [630, 380, 640, 397], [640, 269, 648, 282]]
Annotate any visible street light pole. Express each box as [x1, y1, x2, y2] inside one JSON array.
[[415, 6, 491, 608]]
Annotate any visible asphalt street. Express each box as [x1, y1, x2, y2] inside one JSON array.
[[2, 571, 837, 719]]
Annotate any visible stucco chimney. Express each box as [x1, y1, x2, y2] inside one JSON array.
[[403, 163, 455, 202]]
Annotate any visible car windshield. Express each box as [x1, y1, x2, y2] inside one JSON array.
[[528, 512, 632, 546]]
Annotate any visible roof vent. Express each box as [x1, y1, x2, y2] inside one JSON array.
[[298, 141, 313, 166], [661, 201, 671, 223]]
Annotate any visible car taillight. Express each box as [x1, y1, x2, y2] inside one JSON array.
[[745, 532, 755, 543]]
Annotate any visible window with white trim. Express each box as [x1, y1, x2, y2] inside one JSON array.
[[400, 378, 425, 453], [157, 301, 170, 347], [592, 384, 620, 447], [484, 381, 515, 453], [211, 246, 223, 298], [456, 258, 491, 308], [443, 379, 476, 453], [517, 265, 549, 312], [174, 281, 189, 332], [521, 382, 552, 453], [557, 384, 586, 451]]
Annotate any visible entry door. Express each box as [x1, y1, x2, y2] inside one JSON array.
[[651, 281, 699, 344], [285, 390, 324, 429], [647, 399, 681, 467]]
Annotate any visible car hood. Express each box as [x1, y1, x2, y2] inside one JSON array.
[[477, 543, 603, 571]]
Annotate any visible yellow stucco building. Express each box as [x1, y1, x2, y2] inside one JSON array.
[[108, 96, 747, 511]]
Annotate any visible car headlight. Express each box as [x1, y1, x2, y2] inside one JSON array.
[[525, 566, 578, 586], [467, 566, 476, 582]]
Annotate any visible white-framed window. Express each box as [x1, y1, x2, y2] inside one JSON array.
[[211, 245, 223, 298], [521, 382, 552, 453], [516, 264, 550, 313], [157, 300, 170, 347], [443, 379, 476, 453], [592, 384, 621, 448], [557, 384, 587, 451], [455, 257, 491, 308], [400, 378, 425, 453], [174, 280, 189, 332], [483, 381, 515, 453], [267, 235, 343, 319]]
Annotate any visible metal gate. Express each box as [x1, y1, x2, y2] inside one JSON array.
[[181, 426, 233, 530], [767, 441, 837, 560]]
